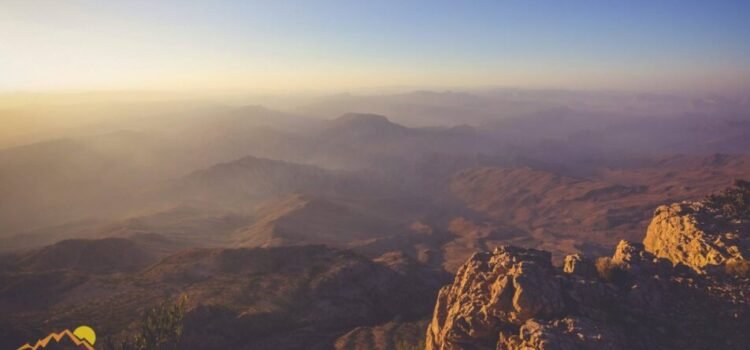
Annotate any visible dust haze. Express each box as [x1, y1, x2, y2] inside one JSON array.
[[2, 89, 749, 252], [2, 88, 750, 349]]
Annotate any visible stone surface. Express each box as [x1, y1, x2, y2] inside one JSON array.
[[644, 202, 749, 272], [426, 246, 563, 350], [501, 317, 626, 350], [562, 253, 596, 278], [426, 191, 750, 350]]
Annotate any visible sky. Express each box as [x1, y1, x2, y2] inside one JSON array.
[[1, 0, 749, 93]]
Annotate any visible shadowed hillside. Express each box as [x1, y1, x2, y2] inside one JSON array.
[[0, 244, 446, 350]]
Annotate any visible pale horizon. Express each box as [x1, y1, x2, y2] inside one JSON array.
[[2, 1, 750, 94], [3, 2, 750, 348]]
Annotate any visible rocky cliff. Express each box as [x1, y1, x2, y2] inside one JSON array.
[[644, 193, 750, 273], [426, 182, 750, 349]]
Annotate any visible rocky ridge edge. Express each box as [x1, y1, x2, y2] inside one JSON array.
[[426, 183, 750, 350]]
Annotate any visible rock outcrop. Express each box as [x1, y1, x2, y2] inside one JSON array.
[[645, 201, 749, 272], [426, 246, 565, 349], [426, 245, 631, 350], [562, 253, 596, 278], [426, 183, 750, 350]]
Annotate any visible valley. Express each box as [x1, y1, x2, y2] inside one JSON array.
[[1, 91, 749, 349]]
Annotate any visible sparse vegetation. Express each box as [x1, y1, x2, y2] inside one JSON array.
[[133, 295, 188, 350], [725, 260, 750, 278], [102, 295, 188, 350], [705, 179, 750, 222], [595, 257, 628, 285]]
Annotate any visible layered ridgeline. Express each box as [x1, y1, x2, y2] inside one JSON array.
[[426, 181, 750, 350]]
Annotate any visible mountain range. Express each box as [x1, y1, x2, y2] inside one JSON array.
[[2, 91, 750, 349]]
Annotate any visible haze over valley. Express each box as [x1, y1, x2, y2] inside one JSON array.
[[2, 1, 750, 349]]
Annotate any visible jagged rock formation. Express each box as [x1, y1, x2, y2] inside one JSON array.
[[426, 184, 750, 350], [645, 201, 749, 272], [562, 253, 596, 278], [425, 245, 627, 350]]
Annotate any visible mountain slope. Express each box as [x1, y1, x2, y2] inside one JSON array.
[[0, 244, 443, 350], [449, 155, 750, 258], [426, 184, 750, 349], [161, 156, 372, 209], [232, 194, 403, 248], [14, 237, 158, 274], [306, 113, 495, 171]]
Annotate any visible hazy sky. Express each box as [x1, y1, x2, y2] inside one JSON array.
[[2, 0, 749, 93]]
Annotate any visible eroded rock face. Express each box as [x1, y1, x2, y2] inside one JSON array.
[[426, 246, 564, 350], [562, 254, 596, 278], [426, 241, 750, 350], [502, 317, 626, 350], [644, 202, 749, 272], [427, 185, 750, 349]]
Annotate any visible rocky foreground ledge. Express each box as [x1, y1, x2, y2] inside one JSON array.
[[426, 182, 750, 350], [645, 202, 749, 273]]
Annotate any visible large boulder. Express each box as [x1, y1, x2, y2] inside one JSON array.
[[426, 237, 750, 350], [644, 201, 749, 272], [426, 246, 570, 350]]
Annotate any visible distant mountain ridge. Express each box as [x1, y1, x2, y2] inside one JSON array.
[[449, 155, 750, 259]]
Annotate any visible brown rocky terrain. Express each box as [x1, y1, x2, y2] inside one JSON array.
[[2, 105, 750, 350], [644, 181, 750, 272], [232, 194, 409, 248], [449, 155, 750, 260], [0, 242, 445, 350], [426, 182, 750, 349], [334, 319, 428, 350]]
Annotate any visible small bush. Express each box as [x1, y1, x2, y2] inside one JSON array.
[[133, 295, 188, 350], [595, 257, 615, 280], [101, 295, 188, 350], [705, 179, 750, 222], [595, 257, 628, 286], [725, 260, 750, 278]]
